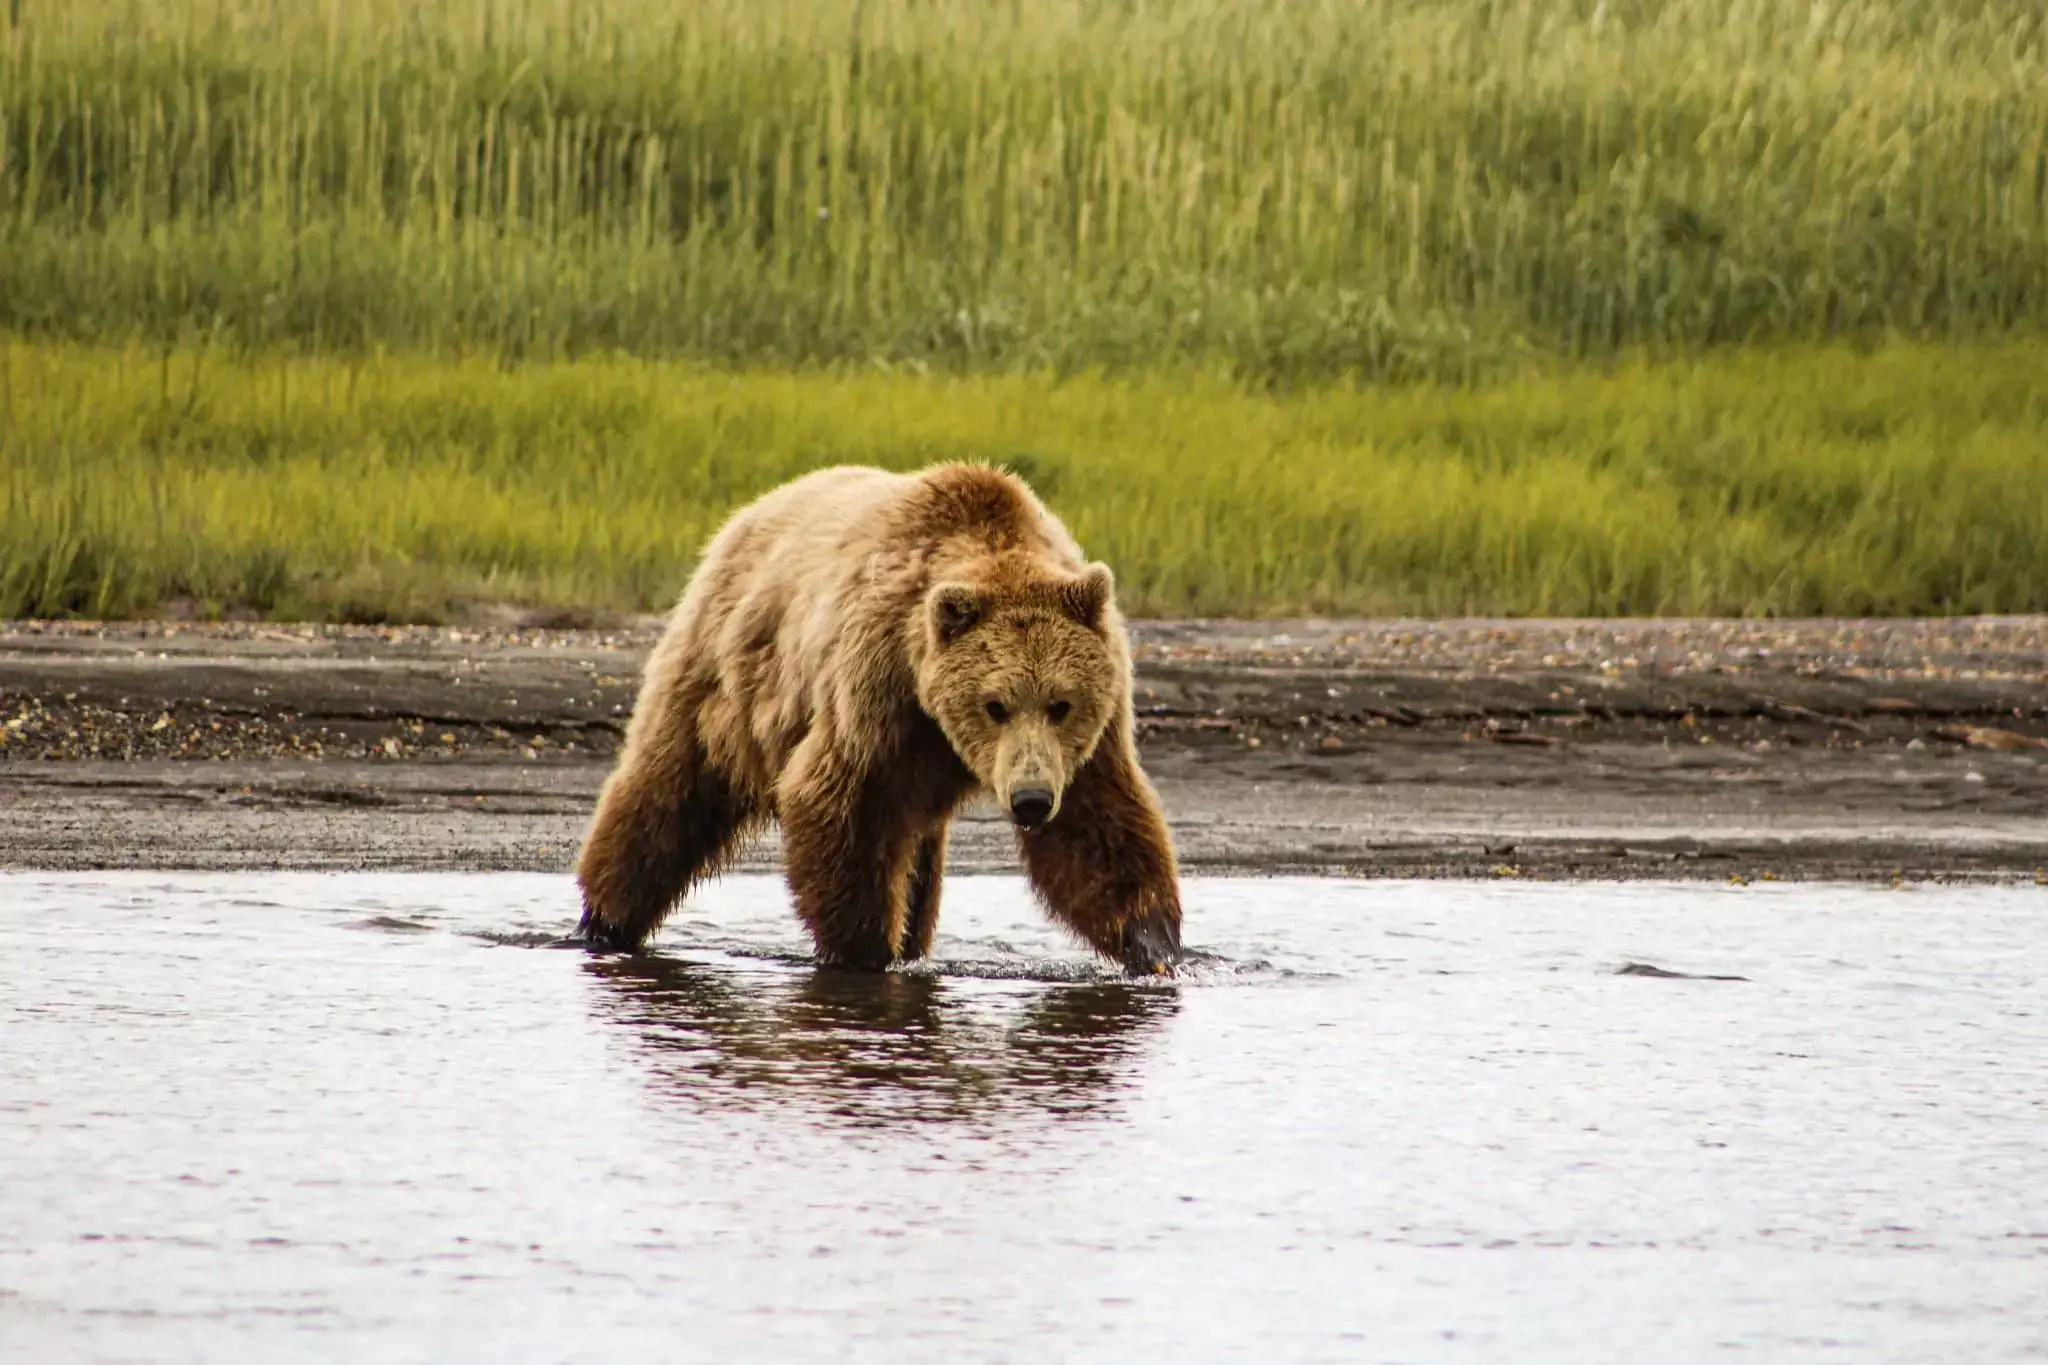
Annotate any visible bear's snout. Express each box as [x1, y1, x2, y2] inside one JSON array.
[[1008, 787, 1056, 828]]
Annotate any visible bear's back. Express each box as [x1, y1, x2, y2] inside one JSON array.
[[723, 462, 1074, 570]]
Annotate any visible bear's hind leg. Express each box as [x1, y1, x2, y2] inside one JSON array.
[[576, 714, 757, 950], [898, 822, 950, 963], [776, 739, 923, 971]]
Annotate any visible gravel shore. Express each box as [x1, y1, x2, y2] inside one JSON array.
[[4, 616, 2045, 885]]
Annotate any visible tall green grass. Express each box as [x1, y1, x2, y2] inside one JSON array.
[[6, 338, 2046, 621], [3, 0, 2046, 381]]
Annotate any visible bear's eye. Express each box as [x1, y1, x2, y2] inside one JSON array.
[[985, 700, 1009, 723], [1047, 700, 1072, 723]]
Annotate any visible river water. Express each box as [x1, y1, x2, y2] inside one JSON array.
[[3, 871, 2045, 1363]]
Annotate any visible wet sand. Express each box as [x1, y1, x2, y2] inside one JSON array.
[[3, 616, 2046, 885]]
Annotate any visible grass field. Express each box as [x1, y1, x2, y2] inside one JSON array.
[[6, 338, 2046, 622], [3, 1, 2046, 621], [3, 0, 2045, 381]]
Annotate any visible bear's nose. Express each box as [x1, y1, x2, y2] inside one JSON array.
[[1009, 787, 1055, 828]]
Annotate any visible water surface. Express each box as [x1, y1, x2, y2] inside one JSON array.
[[3, 872, 2045, 1363]]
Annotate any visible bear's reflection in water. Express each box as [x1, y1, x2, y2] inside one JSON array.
[[583, 956, 1179, 1129]]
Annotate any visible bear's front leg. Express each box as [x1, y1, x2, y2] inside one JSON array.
[[1017, 726, 1183, 976], [776, 734, 920, 971]]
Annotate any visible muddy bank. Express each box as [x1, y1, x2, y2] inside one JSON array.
[[3, 617, 2045, 885]]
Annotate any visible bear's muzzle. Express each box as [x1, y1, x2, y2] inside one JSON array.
[[1008, 786, 1056, 828]]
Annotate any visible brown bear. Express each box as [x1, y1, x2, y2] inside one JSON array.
[[573, 462, 1183, 975]]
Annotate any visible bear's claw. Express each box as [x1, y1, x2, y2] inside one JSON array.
[[575, 906, 641, 953], [1119, 910, 1183, 977]]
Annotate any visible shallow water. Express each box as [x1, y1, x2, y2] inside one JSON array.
[[3, 871, 2045, 1364]]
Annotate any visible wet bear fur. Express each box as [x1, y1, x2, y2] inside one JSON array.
[[573, 463, 1183, 975]]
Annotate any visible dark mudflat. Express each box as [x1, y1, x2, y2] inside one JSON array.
[[3, 616, 2044, 885]]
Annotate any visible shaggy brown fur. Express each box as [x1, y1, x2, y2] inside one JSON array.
[[574, 463, 1183, 975]]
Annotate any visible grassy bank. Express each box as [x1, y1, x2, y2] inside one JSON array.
[[3, 0, 2045, 382], [5, 338, 2046, 622]]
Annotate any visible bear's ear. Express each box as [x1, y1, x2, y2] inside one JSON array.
[[929, 582, 985, 645], [1063, 562, 1115, 631]]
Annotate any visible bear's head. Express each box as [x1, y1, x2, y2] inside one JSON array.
[[915, 561, 1124, 829]]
